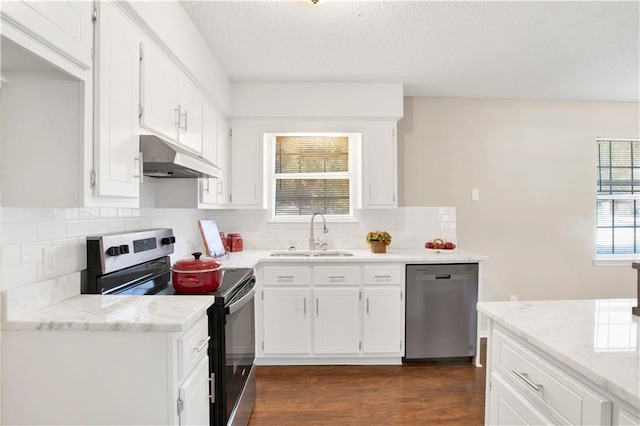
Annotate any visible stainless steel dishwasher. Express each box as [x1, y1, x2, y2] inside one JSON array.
[[404, 263, 478, 362]]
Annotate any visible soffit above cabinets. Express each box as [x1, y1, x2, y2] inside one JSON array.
[[180, 1, 639, 102]]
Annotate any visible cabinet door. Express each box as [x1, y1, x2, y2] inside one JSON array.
[[140, 41, 179, 142], [199, 102, 219, 205], [313, 288, 360, 354], [2, 1, 93, 69], [177, 75, 203, 154], [216, 118, 230, 206], [201, 102, 219, 165], [94, 1, 141, 199], [178, 355, 210, 426], [489, 372, 554, 426], [263, 288, 310, 354], [362, 287, 402, 354], [230, 122, 262, 208], [362, 121, 397, 208]]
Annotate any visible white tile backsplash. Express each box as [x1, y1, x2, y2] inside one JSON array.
[[206, 206, 457, 250], [38, 221, 67, 241], [0, 205, 456, 301]]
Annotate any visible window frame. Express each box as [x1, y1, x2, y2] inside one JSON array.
[[264, 132, 360, 223], [594, 137, 640, 265]]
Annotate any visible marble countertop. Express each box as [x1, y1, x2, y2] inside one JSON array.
[[3, 294, 215, 333], [478, 299, 640, 409], [3, 248, 485, 333], [219, 247, 487, 269]]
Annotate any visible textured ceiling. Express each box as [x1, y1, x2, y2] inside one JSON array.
[[181, 1, 640, 102]]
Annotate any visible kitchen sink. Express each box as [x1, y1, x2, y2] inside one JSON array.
[[269, 250, 354, 257]]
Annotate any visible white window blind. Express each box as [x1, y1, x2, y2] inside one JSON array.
[[596, 139, 640, 255], [274, 136, 351, 216]]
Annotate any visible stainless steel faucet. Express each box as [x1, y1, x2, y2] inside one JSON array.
[[309, 213, 328, 251]]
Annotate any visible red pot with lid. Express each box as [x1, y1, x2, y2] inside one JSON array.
[[172, 252, 223, 293]]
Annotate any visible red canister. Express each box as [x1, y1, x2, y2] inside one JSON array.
[[227, 233, 243, 252]]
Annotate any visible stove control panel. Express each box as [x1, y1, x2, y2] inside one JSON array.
[[87, 229, 175, 274]]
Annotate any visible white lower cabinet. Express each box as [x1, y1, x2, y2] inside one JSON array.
[[257, 263, 405, 364], [485, 322, 640, 426], [313, 287, 360, 354], [489, 372, 554, 425], [262, 287, 311, 354], [362, 287, 402, 354], [1, 315, 211, 425], [178, 356, 211, 426]]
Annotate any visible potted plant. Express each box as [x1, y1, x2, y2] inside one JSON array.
[[366, 231, 392, 253]]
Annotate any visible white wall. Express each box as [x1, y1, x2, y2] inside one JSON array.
[[232, 82, 403, 118], [398, 97, 640, 302]]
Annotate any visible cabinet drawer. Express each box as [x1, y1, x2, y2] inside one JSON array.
[[178, 315, 209, 381], [493, 328, 611, 425], [263, 266, 310, 286], [363, 264, 403, 284], [490, 371, 555, 425], [313, 266, 360, 285]]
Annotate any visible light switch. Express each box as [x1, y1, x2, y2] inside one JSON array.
[[472, 188, 480, 201]]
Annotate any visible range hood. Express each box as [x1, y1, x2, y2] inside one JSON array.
[[140, 135, 221, 178]]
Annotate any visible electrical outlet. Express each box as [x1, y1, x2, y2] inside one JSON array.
[[510, 295, 518, 302], [43, 247, 57, 278]]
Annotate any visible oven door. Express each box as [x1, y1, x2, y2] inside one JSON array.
[[224, 277, 256, 425]]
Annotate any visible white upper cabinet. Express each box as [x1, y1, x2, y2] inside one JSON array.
[[177, 74, 204, 154], [229, 122, 263, 208], [362, 121, 398, 208], [199, 102, 230, 208], [1, 1, 93, 72], [140, 42, 205, 156], [140, 41, 180, 143], [94, 1, 142, 200], [216, 118, 231, 206]]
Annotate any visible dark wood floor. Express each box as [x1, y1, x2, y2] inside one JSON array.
[[248, 340, 486, 425]]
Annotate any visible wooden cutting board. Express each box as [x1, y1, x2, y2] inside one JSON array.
[[197, 219, 227, 258]]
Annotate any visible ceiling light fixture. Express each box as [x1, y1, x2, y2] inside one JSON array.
[[311, 0, 319, 4]]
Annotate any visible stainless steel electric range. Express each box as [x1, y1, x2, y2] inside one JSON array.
[[81, 228, 256, 426]]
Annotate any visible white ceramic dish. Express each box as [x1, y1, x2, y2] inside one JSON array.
[[424, 248, 457, 254]]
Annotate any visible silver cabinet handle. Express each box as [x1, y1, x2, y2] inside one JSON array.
[[374, 275, 391, 279], [512, 370, 543, 392], [303, 297, 307, 314], [329, 276, 346, 280], [277, 275, 294, 280], [207, 373, 215, 403], [181, 110, 188, 132], [194, 336, 211, 353], [174, 106, 181, 127], [316, 298, 319, 315], [217, 179, 223, 196], [366, 298, 370, 314], [133, 152, 144, 183]]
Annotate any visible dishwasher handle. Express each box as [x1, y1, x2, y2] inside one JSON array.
[[414, 274, 470, 281]]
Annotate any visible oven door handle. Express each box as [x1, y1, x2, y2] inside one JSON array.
[[226, 287, 255, 315]]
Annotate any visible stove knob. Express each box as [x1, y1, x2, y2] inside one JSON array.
[[106, 246, 121, 256], [119, 245, 130, 254], [161, 236, 176, 245]]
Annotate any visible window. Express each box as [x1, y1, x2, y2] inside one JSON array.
[[596, 138, 640, 256], [267, 133, 358, 220]]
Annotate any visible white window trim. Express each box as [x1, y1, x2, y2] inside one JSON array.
[[592, 255, 640, 266], [264, 132, 361, 223], [594, 137, 640, 264]]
